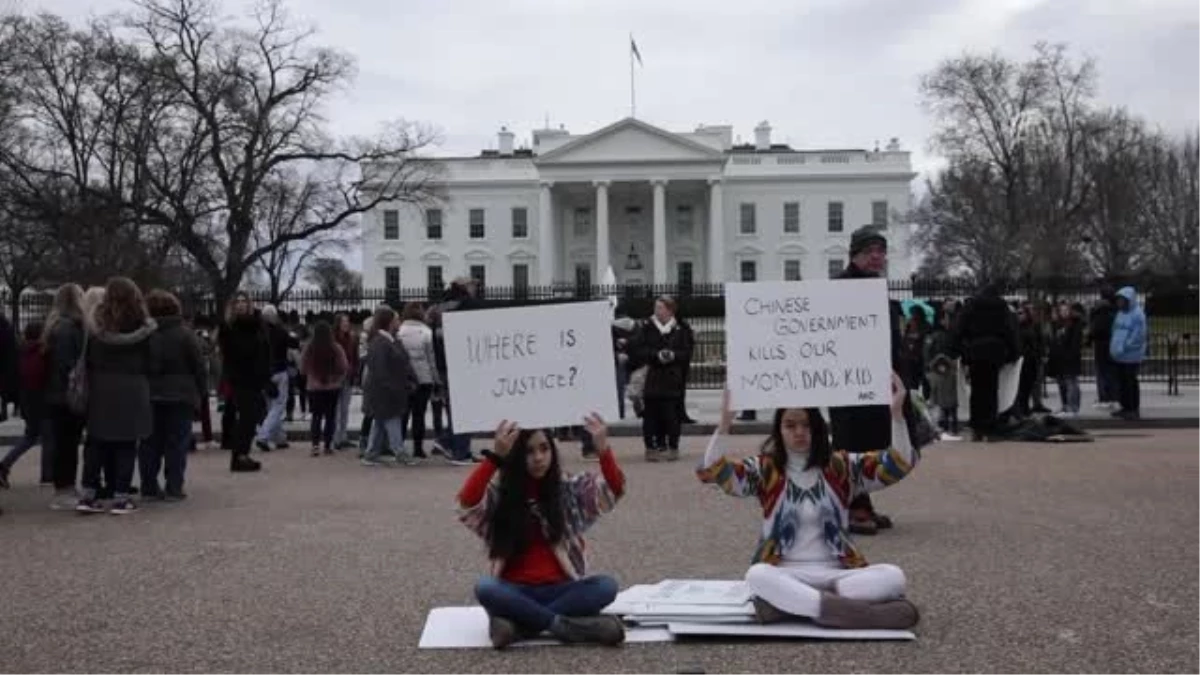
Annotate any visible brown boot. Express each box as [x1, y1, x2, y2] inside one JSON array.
[[814, 592, 919, 630], [488, 615, 520, 650], [752, 597, 795, 624]]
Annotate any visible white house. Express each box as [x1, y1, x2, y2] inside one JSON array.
[[361, 117, 917, 292]]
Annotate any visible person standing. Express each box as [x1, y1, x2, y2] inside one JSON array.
[[218, 293, 270, 472], [0, 322, 49, 488], [924, 310, 960, 439], [397, 303, 439, 459], [1109, 287, 1147, 421], [361, 306, 418, 466], [951, 282, 1020, 442], [255, 305, 297, 452], [827, 225, 905, 535], [300, 321, 348, 456], [1015, 303, 1046, 417], [632, 296, 692, 463], [332, 313, 359, 450], [76, 277, 157, 514], [42, 284, 87, 509], [1047, 302, 1083, 417], [1088, 287, 1119, 408], [432, 279, 482, 465], [0, 310, 16, 424]]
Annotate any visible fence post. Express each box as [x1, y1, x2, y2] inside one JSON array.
[[1166, 334, 1181, 396]]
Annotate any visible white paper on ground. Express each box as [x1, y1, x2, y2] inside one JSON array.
[[643, 579, 752, 606], [627, 614, 756, 626], [667, 621, 916, 641], [418, 606, 674, 649]]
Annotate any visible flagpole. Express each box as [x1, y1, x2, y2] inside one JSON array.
[[629, 35, 636, 118]]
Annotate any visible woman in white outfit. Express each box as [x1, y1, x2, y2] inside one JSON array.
[[696, 374, 920, 629], [397, 302, 440, 459]]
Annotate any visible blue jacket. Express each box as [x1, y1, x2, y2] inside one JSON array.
[[1109, 287, 1147, 364]]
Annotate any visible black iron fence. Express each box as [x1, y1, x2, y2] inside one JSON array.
[[4, 277, 1196, 389]]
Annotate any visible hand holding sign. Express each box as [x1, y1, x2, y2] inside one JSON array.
[[890, 372, 907, 420], [493, 420, 520, 458], [582, 412, 608, 452], [718, 389, 735, 435]]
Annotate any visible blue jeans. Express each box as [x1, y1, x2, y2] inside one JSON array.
[[474, 575, 619, 633], [365, 415, 407, 461], [435, 399, 472, 461], [1095, 357, 1117, 403], [1056, 376, 1081, 413], [140, 402, 194, 495], [333, 381, 353, 445], [1, 415, 44, 475], [256, 371, 290, 445]]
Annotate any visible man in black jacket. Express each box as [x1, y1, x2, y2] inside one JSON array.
[[828, 225, 905, 535], [951, 282, 1020, 441], [254, 304, 298, 452], [1088, 286, 1118, 408], [431, 278, 481, 464]]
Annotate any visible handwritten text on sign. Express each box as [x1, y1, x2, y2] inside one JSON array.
[[725, 279, 892, 410], [442, 300, 619, 433]]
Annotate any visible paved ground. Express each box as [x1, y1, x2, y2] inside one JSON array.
[[1, 429, 1196, 673]]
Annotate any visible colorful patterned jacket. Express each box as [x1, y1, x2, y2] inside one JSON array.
[[696, 418, 917, 569], [458, 451, 625, 579]]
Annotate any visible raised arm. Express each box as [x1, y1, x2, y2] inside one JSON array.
[[847, 374, 920, 497], [695, 390, 764, 498], [455, 420, 519, 540], [566, 414, 625, 533]]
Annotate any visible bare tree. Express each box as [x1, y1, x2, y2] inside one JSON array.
[[1140, 131, 1199, 279], [1078, 109, 1152, 277], [304, 256, 360, 301]]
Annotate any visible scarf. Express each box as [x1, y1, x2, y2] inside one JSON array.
[[651, 316, 677, 335]]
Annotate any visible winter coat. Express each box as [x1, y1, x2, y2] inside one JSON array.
[[0, 312, 16, 404], [148, 316, 206, 408], [334, 329, 359, 376], [828, 262, 903, 453], [923, 327, 959, 409], [17, 341, 48, 421], [265, 322, 297, 375], [301, 343, 349, 391], [632, 318, 693, 399], [218, 313, 272, 391], [1046, 317, 1084, 379], [44, 315, 85, 407], [397, 320, 439, 385], [362, 332, 418, 419], [86, 318, 157, 441], [1110, 287, 1147, 364], [951, 292, 1019, 367], [1088, 300, 1117, 362]]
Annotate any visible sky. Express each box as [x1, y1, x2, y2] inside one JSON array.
[[22, 0, 1200, 182]]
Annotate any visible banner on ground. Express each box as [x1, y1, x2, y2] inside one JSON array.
[[725, 279, 892, 410], [442, 300, 619, 433]]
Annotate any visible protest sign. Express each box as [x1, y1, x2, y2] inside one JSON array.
[[441, 300, 619, 433], [724, 279, 892, 410]]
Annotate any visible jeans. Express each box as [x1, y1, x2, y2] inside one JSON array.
[[1116, 363, 1140, 413], [435, 399, 472, 461], [365, 415, 408, 461], [140, 402, 194, 496], [642, 396, 681, 450], [1095, 354, 1117, 403], [615, 365, 628, 419], [256, 371, 290, 445], [308, 389, 340, 449], [474, 575, 619, 633], [334, 381, 353, 445], [1, 414, 44, 473], [81, 439, 137, 499], [49, 404, 86, 491], [1056, 376, 1081, 413], [402, 384, 434, 455]]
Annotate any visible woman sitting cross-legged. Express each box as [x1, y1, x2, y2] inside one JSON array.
[[697, 374, 921, 630], [457, 414, 627, 649]]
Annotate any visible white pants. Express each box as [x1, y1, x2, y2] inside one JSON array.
[[744, 562, 906, 618]]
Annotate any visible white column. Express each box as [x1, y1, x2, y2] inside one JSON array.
[[538, 181, 555, 285], [594, 180, 610, 280], [652, 178, 668, 284], [707, 177, 725, 283]]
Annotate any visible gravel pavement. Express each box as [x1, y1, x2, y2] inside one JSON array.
[[1, 430, 1196, 673]]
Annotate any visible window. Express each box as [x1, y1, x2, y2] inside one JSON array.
[[469, 265, 486, 289], [513, 263, 529, 290], [469, 209, 485, 239], [872, 200, 888, 227], [574, 263, 591, 287], [739, 203, 756, 235], [740, 260, 757, 282], [827, 258, 844, 278], [784, 259, 802, 281], [675, 205, 694, 237], [426, 265, 444, 291], [676, 261, 694, 286], [425, 209, 443, 240], [511, 207, 528, 239], [783, 202, 800, 234], [573, 208, 592, 237], [384, 266, 400, 294], [827, 201, 844, 232], [383, 210, 400, 240]]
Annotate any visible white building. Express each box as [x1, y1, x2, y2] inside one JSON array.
[[362, 117, 917, 292]]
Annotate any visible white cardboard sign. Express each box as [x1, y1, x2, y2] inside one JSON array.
[[442, 301, 619, 433], [725, 279, 892, 410]]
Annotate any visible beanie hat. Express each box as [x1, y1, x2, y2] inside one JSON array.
[[849, 225, 888, 257]]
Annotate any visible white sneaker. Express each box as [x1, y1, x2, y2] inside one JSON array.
[[940, 432, 963, 442], [50, 493, 78, 510]]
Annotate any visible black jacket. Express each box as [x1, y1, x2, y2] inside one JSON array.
[[1088, 301, 1118, 362], [265, 322, 297, 374], [1047, 317, 1084, 379], [149, 316, 206, 407], [632, 319, 693, 399], [828, 263, 901, 453], [952, 293, 1019, 367], [45, 315, 85, 406], [86, 318, 157, 441], [0, 312, 16, 403], [219, 313, 272, 390]]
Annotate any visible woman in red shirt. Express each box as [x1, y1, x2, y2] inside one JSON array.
[[457, 414, 626, 649]]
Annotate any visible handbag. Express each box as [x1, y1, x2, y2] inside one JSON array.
[[625, 365, 647, 404], [905, 389, 941, 450], [66, 328, 89, 415]]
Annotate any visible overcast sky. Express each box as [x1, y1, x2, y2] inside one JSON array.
[[24, 0, 1200, 180]]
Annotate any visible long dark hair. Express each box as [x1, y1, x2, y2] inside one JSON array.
[[762, 407, 833, 472], [304, 321, 340, 383], [487, 429, 566, 560], [94, 276, 148, 333]]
